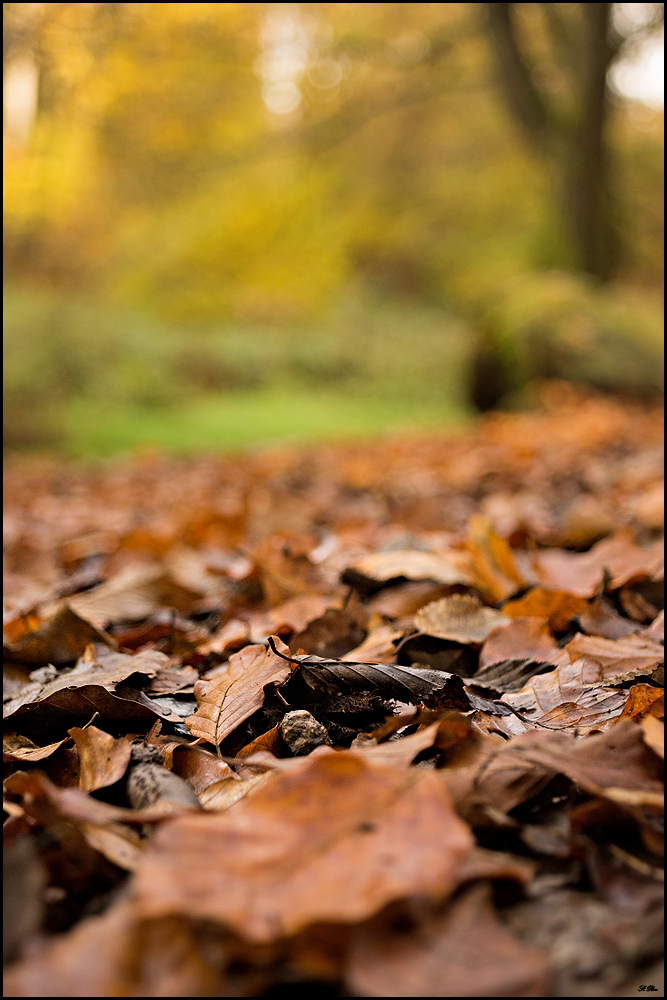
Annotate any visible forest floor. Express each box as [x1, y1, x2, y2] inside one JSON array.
[[3, 383, 664, 997]]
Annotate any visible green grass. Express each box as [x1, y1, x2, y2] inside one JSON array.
[[60, 388, 468, 457]]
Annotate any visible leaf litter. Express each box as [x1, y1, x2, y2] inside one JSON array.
[[3, 389, 664, 996]]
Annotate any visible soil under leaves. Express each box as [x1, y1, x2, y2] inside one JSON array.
[[3, 386, 664, 997]]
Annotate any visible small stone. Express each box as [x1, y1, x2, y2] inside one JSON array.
[[279, 710, 332, 756]]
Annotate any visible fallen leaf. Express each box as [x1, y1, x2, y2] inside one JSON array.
[[415, 593, 510, 645], [503, 588, 587, 633], [577, 596, 643, 639], [246, 593, 334, 644], [3, 733, 72, 762], [237, 723, 287, 759], [564, 633, 664, 684], [465, 515, 525, 604], [270, 640, 465, 702], [348, 882, 548, 998], [351, 549, 473, 587], [341, 623, 404, 664], [3, 603, 115, 666], [640, 714, 664, 759], [185, 639, 294, 746], [3, 646, 168, 720], [500, 658, 628, 732], [169, 744, 236, 794], [530, 531, 664, 598], [199, 772, 269, 811], [78, 821, 143, 871], [480, 617, 566, 669], [367, 580, 453, 619], [68, 563, 205, 628], [68, 725, 132, 792], [289, 606, 368, 658], [620, 684, 665, 722], [132, 749, 473, 941]]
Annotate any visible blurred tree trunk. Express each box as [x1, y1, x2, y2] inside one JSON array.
[[486, 2, 619, 281]]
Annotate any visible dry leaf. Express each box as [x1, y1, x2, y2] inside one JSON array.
[[351, 549, 473, 586], [480, 617, 566, 669], [3, 733, 71, 762], [132, 749, 473, 941], [348, 882, 548, 998], [620, 685, 665, 722], [500, 658, 627, 733], [415, 593, 510, 645], [640, 715, 664, 759], [503, 588, 586, 633], [465, 515, 525, 604], [3, 647, 168, 721], [199, 772, 269, 811], [564, 633, 664, 684], [69, 725, 133, 792], [3, 603, 115, 666], [185, 639, 294, 746]]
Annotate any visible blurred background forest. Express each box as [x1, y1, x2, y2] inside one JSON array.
[[3, 2, 664, 456]]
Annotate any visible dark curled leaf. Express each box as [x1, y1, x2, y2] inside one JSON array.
[[469, 659, 557, 694], [268, 636, 458, 702]]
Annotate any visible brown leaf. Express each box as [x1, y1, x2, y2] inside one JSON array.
[[3, 733, 71, 762], [3, 647, 169, 721], [132, 749, 473, 941], [577, 597, 643, 639], [530, 531, 664, 598], [503, 588, 587, 633], [68, 562, 205, 628], [78, 821, 143, 871], [246, 593, 333, 644], [3, 901, 227, 997], [480, 617, 566, 669], [415, 593, 510, 645], [289, 606, 368, 658], [465, 515, 525, 604], [68, 725, 132, 792], [348, 882, 548, 998], [351, 548, 474, 586], [237, 723, 287, 759], [564, 633, 664, 684], [500, 658, 627, 733], [199, 772, 269, 811], [5, 770, 198, 827], [341, 622, 404, 664], [3, 602, 115, 666], [641, 715, 664, 759], [169, 744, 237, 794], [367, 580, 453, 619], [510, 719, 664, 799], [185, 639, 294, 746], [620, 684, 665, 722]]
